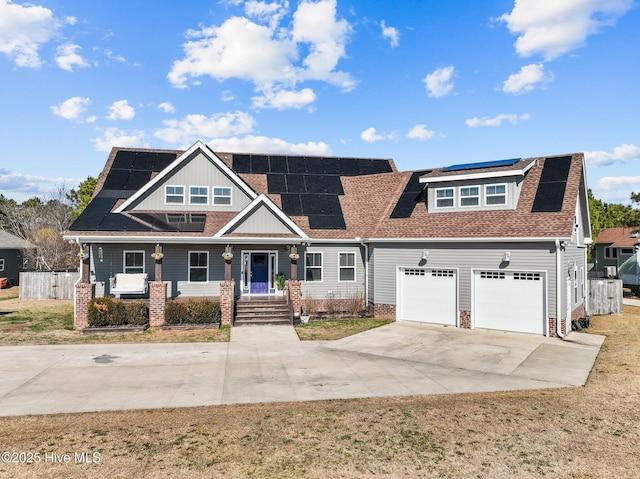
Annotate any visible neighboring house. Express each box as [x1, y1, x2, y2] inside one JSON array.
[[0, 230, 31, 284], [592, 227, 640, 285], [66, 141, 591, 336]]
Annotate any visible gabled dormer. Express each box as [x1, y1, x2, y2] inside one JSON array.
[[419, 158, 535, 214]]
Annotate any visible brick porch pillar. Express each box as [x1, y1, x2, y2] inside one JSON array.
[[220, 280, 235, 325], [287, 280, 302, 316], [74, 282, 95, 330], [149, 282, 167, 327]]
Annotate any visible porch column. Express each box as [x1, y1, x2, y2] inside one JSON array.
[[81, 243, 90, 283], [220, 280, 235, 325], [153, 244, 163, 282], [289, 245, 298, 281], [149, 244, 166, 327], [287, 280, 302, 317], [223, 245, 233, 281], [74, 243, 93, 330]]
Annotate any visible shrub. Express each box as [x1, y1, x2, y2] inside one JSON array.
[[165, 300, 188, 324], [345, 291, 365, 317], [302, 293, 321, 318], [125, 300, 149, 325], [325, 291, 339, 317], [165, 298, 221, 324], [87, 297, 128, 327]]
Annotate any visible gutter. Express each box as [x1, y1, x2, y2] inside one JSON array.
[[555, 239, 565, 338]]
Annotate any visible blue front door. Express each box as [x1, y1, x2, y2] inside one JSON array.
[[251, 253, 269, 294]]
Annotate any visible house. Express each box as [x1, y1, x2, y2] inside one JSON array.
[[0, 230, 31, 285], [66, 140, 591, 337], [592, 227, 640, 285]]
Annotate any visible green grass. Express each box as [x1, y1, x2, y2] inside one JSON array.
[[0, 305, 74, 331], [294, 317, 394, 340]]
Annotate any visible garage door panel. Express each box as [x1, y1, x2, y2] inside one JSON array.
[[398, 268, 457, 326], [474, 271, 544, 335]]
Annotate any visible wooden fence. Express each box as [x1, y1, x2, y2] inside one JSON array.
[[588, 279, 623, 315], [19, 271, 79, 300]]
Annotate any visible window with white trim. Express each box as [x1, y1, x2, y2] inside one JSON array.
[[213, 187, 232, 206], [604, 247, 617, 259], [339, 252, 356, 282], [435, 188, 454, 208], [165, 185, 184, 204], [460, 186, 479, 207], [305, 252, 323, 282], [189, 186, 209, 205], [189, 251, 208, 282], [124, 251, 145, 274], [0, 258, 4, 271], [485, 184, 506, 205]]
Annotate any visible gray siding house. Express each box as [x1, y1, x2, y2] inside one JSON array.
[[0, 230, 31, 285], [592, 226, 640, 285], [67, 141, 591, 336]]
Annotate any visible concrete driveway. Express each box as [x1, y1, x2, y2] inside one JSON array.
[[0, 322, 604, 417]]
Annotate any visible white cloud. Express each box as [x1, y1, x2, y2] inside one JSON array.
[[585, 144, 640, 167], [502, 63, 553, 94], [0, 0, 61, 67], [50, 96, 92, 121], [594, 175, 640, 203], [167, 0, 354, 108], [157, 101, 175, 113], [91, 128, 148, 152], [465, 113, 531, 127], [252, 87, 317, 109], [407, 124, 436, 141], [222, 90, 235, 102], [381, 20, 399, 48], [106, 100, 135, 121], [423, 66, 455, 98], [499, 0, 634, 60], [55, 43, 89, 71], [208, 135, 331, 156], [360, 127, 396, 143], [0, 167, 73, 198], [153, 111, 256, 146]]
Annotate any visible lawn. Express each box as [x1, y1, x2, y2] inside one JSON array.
[[0, 298, 639, 478]]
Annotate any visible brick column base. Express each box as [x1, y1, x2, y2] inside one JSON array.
[[149, 282, 167, 327], [220, 280, 235, 325], [287, 280, 302, 317], [74, 283, 95, 330], [459, 310, 471, 329], [373, 303, 396, 319]]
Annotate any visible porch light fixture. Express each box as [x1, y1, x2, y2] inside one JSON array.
[[502, 251, 510, 263], [77, 252, 89, 260], [289, 252, 299, 260], [151, 252, 164, 260], [421, 250, 429, 261], [221, 251, 233, 260]]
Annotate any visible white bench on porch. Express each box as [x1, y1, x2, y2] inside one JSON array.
[[109, 273, 149, 297]]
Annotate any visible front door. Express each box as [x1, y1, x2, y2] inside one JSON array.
[[251, 253, 269, 294]]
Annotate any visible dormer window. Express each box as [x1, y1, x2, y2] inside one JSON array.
[[485, 184, 506, 205], [189, 186, 209, 205], [436, 188, 455, 208], [213, 187, 232, 206], [460, 187, 479, 207], [165, 185, 184, 204]]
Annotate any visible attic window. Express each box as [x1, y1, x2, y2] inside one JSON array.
[[189, 186, 209, 205], [213, 187, 232, 206], [165, 185, 184, 204], [435, 188, 454, 208], [460, 187, 479, 207], [485, 184, 506, 205]]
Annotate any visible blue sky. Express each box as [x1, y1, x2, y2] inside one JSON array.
[[1, 0, 639, 205]]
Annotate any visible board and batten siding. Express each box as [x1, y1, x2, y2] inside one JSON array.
[[131, 152, 253, 212], [370, 242, 559, 317], [227, 204, 295, 235]]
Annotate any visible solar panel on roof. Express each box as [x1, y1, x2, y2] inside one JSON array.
[[304, 175, 344, 194], [112, 151, 135, 169], [441, 158, 521, 172], [269, 156, 288, 174], [102, 169, 131, 190], [308, 215, 346, 229], [281, 194, 303, 216], [285, 174, 306, 193], [232, 154, 251, 173], [287, 156, 306, 173], [322, 157, 341, 175], [267, 174, 287, 194], [531, 156, 572, 213], [250, 155, 269, 174], [305, 157, 325, 174], [339, 159, 360, 176], [390, 171, 430, 218], [374, 160, 393, 174], [125, 170, 153, 190]]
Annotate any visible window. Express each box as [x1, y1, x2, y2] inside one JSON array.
[[165, 185, 184, 204], [435, 188, 454, 208], [604, 247, 618, 259], [305, 252, 323, 282], [480, 271, 505, 279], [514, 272, 541, 281], [485, 184, 506, 205], [574, 269, 579, 304], [189, 251, 208, 282], [124, 251, 145, 274], [621, 248, 634, 255], [189, 186, 209, 205], [213, 187, 232, 206], [460, 186, 479, 207], [0, 258, 4, 271], [339, 252, 356, 281]]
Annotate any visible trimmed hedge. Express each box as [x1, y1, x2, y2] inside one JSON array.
[[87, 297, 149, 327], [165, 298, 221, 325]]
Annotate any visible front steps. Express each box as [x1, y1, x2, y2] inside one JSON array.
[[234, 297, 291, 326]]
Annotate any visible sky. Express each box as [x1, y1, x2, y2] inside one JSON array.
[[0, 0, 639, 205]]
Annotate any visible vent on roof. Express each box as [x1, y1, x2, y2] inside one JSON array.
[[390, 171, 431, 218], [441, 158, 521, 172], [531, 156, 572, 213]]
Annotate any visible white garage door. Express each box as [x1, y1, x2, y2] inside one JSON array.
[[397, 268, 457, 325], [474, 271, 545, 335]]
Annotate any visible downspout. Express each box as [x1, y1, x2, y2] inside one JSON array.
[[555, 239, 565, 338], [357, 237, 369, 307]]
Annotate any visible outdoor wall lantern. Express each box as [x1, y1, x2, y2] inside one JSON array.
[[421, 250, 429, 261], [221, 251, 234, 261], [289, 252, 300, 260], [502, 251, 511, 263], [151, 252, 164, 260]]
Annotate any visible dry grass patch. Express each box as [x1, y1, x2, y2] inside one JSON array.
[[295, 317, 394, 340], [1, 308, 639, 478]]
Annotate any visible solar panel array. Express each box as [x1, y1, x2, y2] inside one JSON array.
[[233, 153, 394, 229], [390, 170, 431, 218], [441, 158, 521, 172], [531, 156, 572, 212]]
